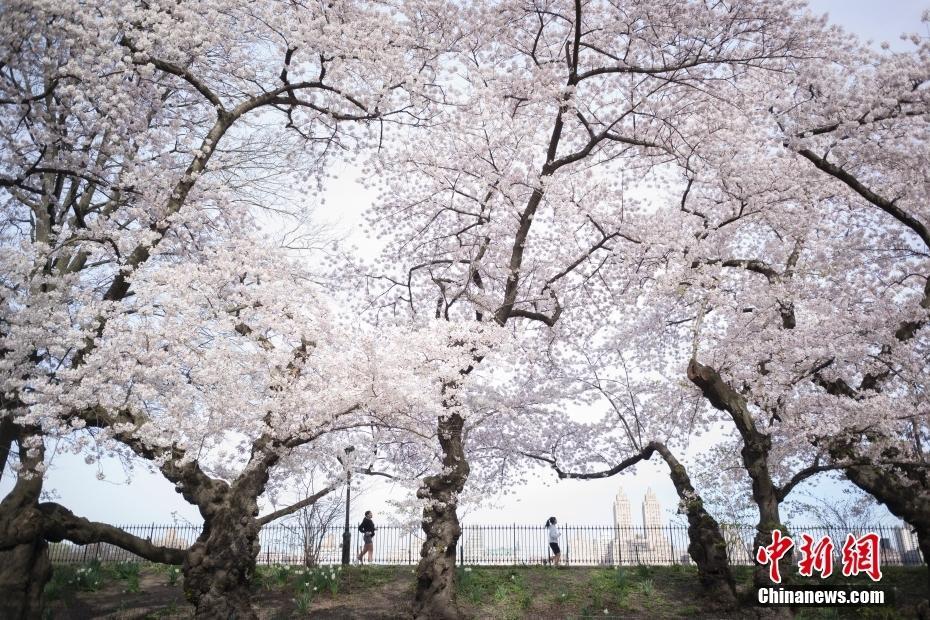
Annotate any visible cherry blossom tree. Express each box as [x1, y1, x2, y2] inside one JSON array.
[[3, 208, 491, 620], [359, 0, 833, 615], [0, 0, 453, 616], [500, 333, 738, 603], [768, 20, 930, 586], [621, 15, 930, 592]]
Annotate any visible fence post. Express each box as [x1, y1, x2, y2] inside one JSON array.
[[512, 523, 516, 566], [265, 529, 271, 566]]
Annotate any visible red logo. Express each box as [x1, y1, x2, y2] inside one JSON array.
[[756, 530, 794, 584], [798, 533, 834, 578], [756, 530, 883, 583], [841, 533, 883, 582]]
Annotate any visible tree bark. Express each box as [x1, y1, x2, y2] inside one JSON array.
[[413, 413, 469, 620], [184, 502, 262, 620], [0, 426, 50, 620], [651, 443, 737, 606], [687, 359, 788, 591], [834, 451, 930, 597], [0, 537, 49, 620]]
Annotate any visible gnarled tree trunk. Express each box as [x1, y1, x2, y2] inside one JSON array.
[[184, 507, 262, 620], [0, 537, 49, 620], [687, 359, 788, 592], [178, 451, 275, 620], [0, 425, 50, 620], [652, 443, 737, 606], [413, 413, 469, 620], [741, 435, 786, 589]]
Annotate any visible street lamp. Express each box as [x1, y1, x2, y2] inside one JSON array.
[[340, 446, 355, 565]]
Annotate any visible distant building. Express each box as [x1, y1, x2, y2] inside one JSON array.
[[720, 525, 754, 565], [607, 487, 675, 565], [153, 528, 190, 550], [894, 522, 922, 565], [461, 528, 486, 563], [642, 488, 673, 564], [880, 536, 902, 566], [564, 529, 614, 565]]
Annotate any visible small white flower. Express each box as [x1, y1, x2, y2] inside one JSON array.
[[603, 610, 609, 615]]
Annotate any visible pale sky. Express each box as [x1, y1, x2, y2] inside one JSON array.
[[4, 1, 925, 531]]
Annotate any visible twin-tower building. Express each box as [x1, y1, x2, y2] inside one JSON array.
[[606, 487, 676, 564]]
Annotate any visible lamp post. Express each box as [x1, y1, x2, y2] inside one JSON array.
[[340, 446, 355, 565]]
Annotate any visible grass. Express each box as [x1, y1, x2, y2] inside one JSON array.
[[110, 561, 141, 592], [453, 564, 703, 619], [45, 559, 149, 607], [42, 562, 928, 619], [457, 567, 532, 619]]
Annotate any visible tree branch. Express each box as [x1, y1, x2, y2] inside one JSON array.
[[120, 37, 225, 110], [39, 503, 187, 565], [257, 485, 335, 526], [796, 148, 930, 252], [521, 444, 656, 479], [776, 462, 841, 502]]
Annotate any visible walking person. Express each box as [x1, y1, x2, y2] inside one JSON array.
[[357, 510, 376, 563], [545, 516, 562, 566]]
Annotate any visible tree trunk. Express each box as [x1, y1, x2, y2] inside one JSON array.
[[838, 456, 930, 598], [0, 537, 50, 620], [183, 506, 262, 620], [741, 435, 788, 590], [413, 413, 469, 620], [0, 425, 50, 620], [687, 359, 788, 591], [652, 443, 737, 606]]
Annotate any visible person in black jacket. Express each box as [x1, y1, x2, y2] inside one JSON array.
[[357, 510, 376, 563]]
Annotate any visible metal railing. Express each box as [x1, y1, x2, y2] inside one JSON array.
[[47, 523, 926, 567]]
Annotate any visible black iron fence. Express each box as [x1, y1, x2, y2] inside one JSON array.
[[47, 523, 925, 567]]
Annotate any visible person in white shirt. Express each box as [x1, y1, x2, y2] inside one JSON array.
[[545, 516, 562, 566]]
